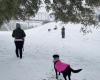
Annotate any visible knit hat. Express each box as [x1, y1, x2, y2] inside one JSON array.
[[16, 23, 21, 28]]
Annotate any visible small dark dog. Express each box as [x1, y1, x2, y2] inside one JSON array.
[[53, 54, 82, 80], [48, 29, 51, 31]]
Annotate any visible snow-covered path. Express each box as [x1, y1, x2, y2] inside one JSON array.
[[0, 22, 100, 80]]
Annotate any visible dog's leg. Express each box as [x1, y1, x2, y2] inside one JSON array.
[[62, 73, 67, 80], [59, 72, 60, 75], [68, 71, 71, 80], [54, 63, 58, 79], [55, 68, 58, 79]]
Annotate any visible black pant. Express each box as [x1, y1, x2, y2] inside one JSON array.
[[15, 41, 24, 59], [62, 32, 65, 38]]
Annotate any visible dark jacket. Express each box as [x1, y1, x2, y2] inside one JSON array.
[[12, 28, 26, 39]]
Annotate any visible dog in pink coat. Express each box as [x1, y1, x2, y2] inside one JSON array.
[[53, 54, 82, 80]]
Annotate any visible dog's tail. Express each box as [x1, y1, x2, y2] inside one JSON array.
[[70, 67, 82, 73]]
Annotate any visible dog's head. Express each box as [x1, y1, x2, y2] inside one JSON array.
[[53, 54, 59, 61]]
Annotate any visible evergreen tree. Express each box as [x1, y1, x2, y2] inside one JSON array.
[[45, 0, 100, 26], [0, 0, 41, 26], [0, 0, 100, 27]]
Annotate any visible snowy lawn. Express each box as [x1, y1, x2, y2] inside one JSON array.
[[0, 22, 100, 80]]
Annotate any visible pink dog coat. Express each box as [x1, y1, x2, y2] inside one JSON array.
[[54, 60, 70, 72]]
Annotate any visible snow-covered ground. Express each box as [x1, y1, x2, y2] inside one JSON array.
[[0, 22, 100, 80]]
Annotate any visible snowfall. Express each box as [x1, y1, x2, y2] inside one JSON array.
[[0, 22, 100, 80]]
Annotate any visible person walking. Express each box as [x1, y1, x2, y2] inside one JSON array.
[[61, 26, 65, 38], [12, 23, 26, 59]]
